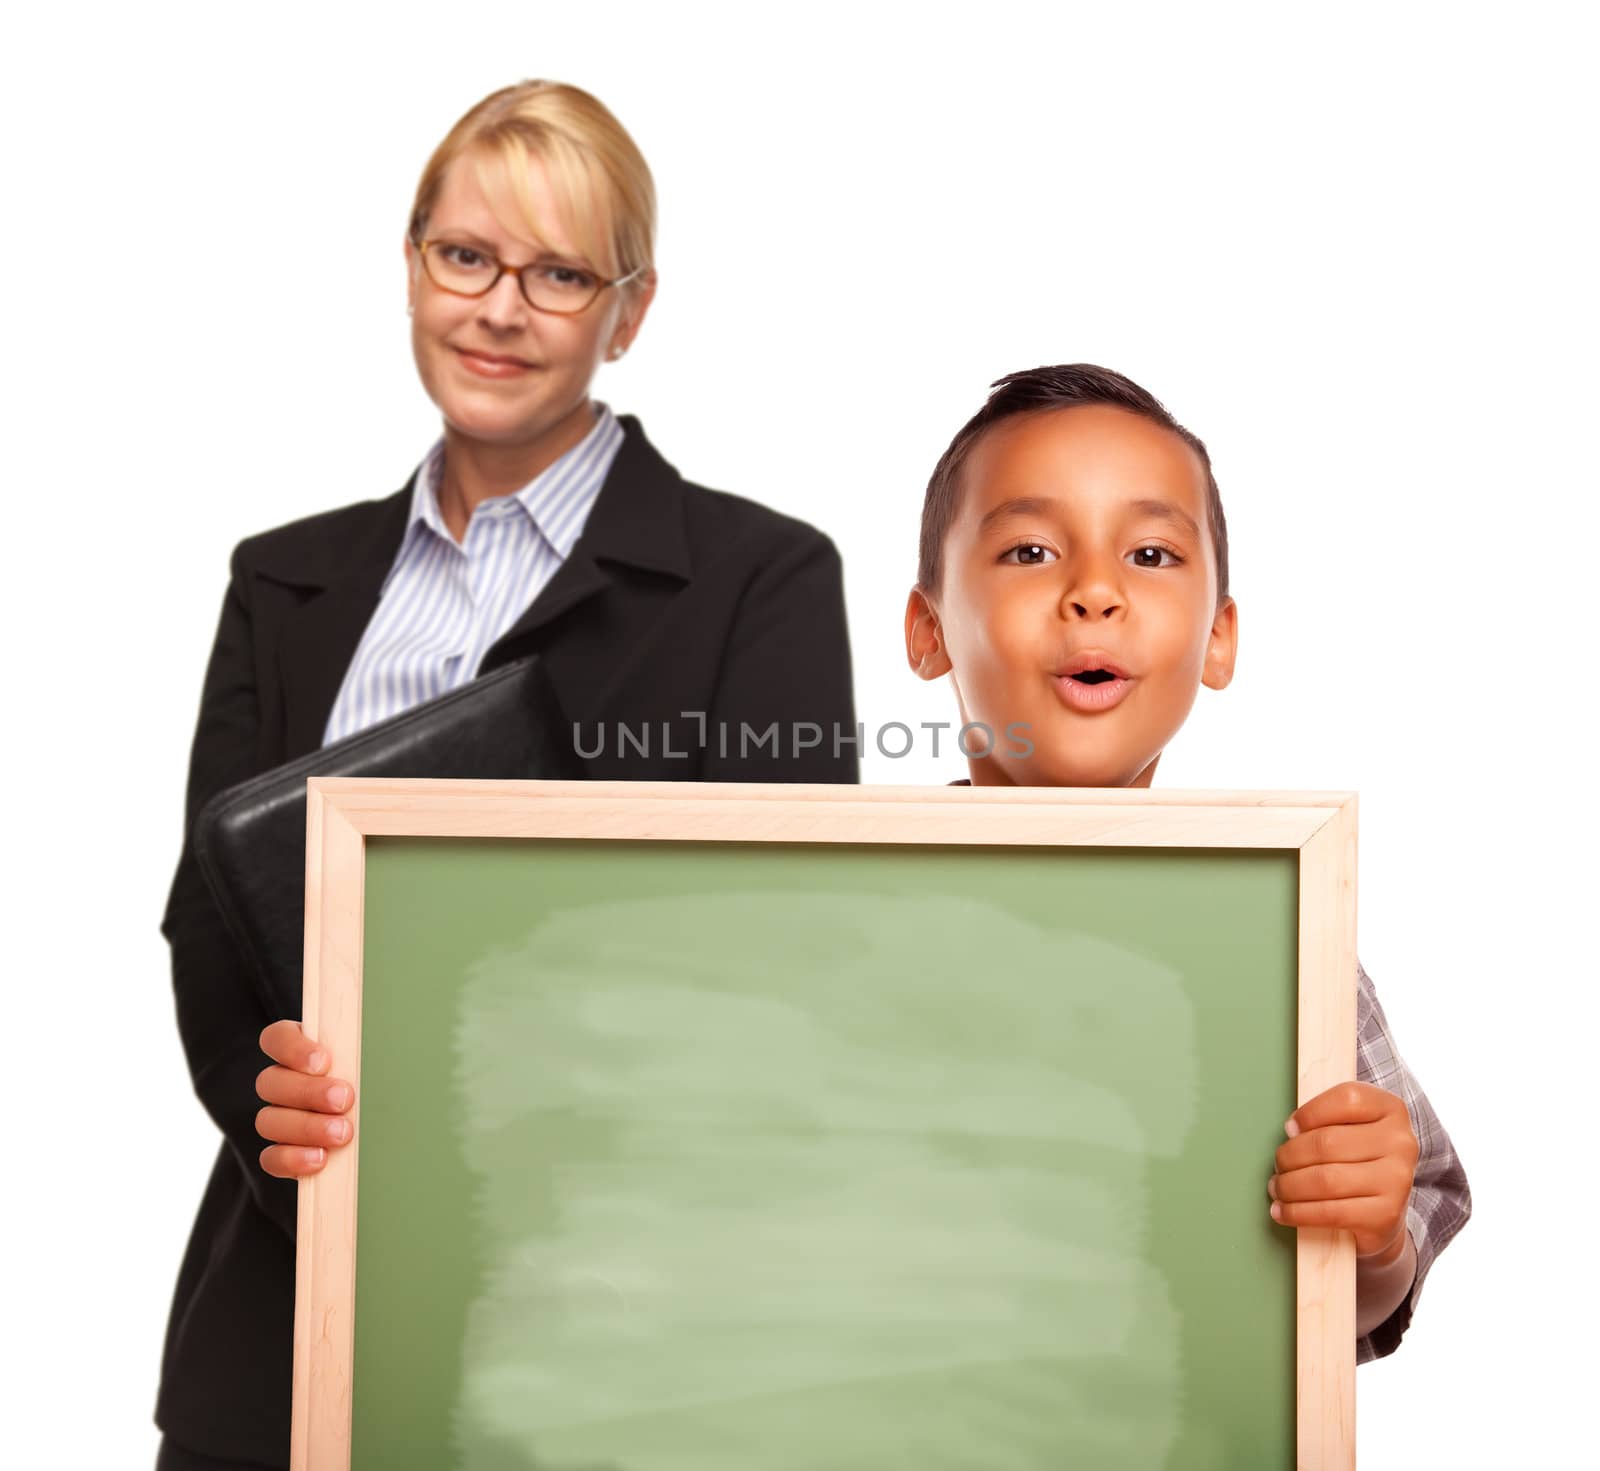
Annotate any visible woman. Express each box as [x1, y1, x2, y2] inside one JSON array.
[[157, 80, 857, 1470]]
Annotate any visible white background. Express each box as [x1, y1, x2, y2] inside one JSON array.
[[5, 2, 1594, 1465]]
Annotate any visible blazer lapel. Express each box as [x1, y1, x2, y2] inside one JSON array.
[[268, 484, 413, 759], [479, 415, 693, 673]]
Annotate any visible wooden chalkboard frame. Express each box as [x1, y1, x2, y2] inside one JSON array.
[[292, 779, 1358, 1471]]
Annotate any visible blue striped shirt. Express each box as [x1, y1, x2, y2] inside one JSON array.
[[323, 403, 623, 745]]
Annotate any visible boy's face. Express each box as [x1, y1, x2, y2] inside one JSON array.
[[905, 404, 1238, 787]]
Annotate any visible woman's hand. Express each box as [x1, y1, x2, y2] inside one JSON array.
[[1268, 1082, 1420, 1261], [255, 1021, 356, 1179]]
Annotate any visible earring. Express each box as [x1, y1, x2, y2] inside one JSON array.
[[608, 343, 626, 360], [407, 304, 414, 317]]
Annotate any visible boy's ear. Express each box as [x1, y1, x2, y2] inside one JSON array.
[[905, 586, 952, 681], [1202, 596, 1239, 691]]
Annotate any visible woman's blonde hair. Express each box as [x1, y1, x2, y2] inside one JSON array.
[[408, 80, 655, 289]]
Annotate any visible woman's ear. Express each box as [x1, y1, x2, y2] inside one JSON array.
[[404, 236, 419, 315], [608, 270, 658, 359], [905, 586, 953, 681], [1202, 596, 1239, 690]]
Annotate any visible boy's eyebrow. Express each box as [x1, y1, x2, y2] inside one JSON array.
[[976, 497, 1058, 532], [1127, 499, 1203, 539], [976, 496, 1203, 538]]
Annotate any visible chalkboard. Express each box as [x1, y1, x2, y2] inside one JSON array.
[[293, 781, 1357, 1471]]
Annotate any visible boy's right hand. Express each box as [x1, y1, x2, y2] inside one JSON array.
[[256, 1020, 355, 1179]]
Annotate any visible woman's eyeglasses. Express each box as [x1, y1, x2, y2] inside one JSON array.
[[413, 238, 643, 316]]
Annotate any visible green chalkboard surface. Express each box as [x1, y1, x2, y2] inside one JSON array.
[[350, 838, 1299, 1470]]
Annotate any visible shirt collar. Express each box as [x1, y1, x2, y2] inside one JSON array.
[[402, 400, 622, 560]]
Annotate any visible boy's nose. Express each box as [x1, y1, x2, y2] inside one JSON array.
[[1061, 566, 1125, 620]]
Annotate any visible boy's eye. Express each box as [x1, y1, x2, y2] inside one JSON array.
[[1128, 545, 1182, 569], [999, 543, 1057, 566]]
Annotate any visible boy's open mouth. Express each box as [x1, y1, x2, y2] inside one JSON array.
[[1051, 654, 1134, 713], [1054, 652, 1131, 682]]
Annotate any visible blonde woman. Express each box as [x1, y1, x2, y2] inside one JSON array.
[[157, 81, 857, 1470]]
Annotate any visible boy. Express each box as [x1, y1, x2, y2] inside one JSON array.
[[901, 363, 1471, 1356], [259, 363, 1470, 1360]]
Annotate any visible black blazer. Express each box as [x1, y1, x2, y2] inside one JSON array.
[[156, 416, 859, 1464]]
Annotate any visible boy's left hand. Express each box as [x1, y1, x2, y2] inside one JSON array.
[[1269, 1082, 1419, 1262]]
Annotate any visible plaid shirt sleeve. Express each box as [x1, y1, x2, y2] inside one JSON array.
[[1354, 959, 1472, 1362]]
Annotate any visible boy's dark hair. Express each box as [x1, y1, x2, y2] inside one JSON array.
[[917, 364, 1230, 603]]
